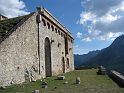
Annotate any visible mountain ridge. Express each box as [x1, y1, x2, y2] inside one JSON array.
[[74, 50, 100, 67], [75, 35, 124, 75]]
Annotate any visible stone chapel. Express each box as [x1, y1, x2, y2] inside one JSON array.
[[0, 7, 74, 86]]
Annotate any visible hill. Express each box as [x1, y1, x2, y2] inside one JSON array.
[[74, 50, 100, 67], [82, 35, 124, 75]]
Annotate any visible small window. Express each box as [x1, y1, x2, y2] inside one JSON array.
[[61, 32, 64, 37], [51, 25, 54, 31], [66, 58, 69, 69], [61, 32, 63, 37], [64, 34, 66, 38], [47, 22, 50, 29], [55, 28, 57, 33], [42, 19, 46, 26], [63, 33, 65, 38], [71, 39, 73, 43], [58, 30, 60, 35]]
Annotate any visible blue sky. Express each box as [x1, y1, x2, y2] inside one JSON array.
[[0, 0, 124, 54]]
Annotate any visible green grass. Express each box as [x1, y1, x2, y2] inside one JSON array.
[[0, 69, 124, 93]]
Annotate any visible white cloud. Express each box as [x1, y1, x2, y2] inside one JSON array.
[[78, 0, 124, 41], [0, 0, 29, 18], [120, 1, 124, 10], [80, 12, 96, 25], [99, 14, 120, 24], [76, 32, 83, 38], [99, 32, 124, 40], [74, 45, 85, 54], [82, 37, 92, 42]]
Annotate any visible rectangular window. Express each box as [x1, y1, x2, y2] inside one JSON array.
[[55, 28, 57, 33], [47, 22, 50, 29], [51, 25, 54, 31], [58, 30, 60, 35]]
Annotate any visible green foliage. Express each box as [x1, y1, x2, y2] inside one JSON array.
[[0, 69, 123, 93], [0, 13, 34, 37], [0, 16, 23, 33]]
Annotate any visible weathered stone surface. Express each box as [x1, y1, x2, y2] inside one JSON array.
[[41, 81, 48, 89], [110, 70, 124, 86], [33, 90, 39, 93], [76, 77, 81, 84], [64, 81, 68, 84], [0, 86, 6, 90], [97, 66, 106, 75], [57, 76, 65, 80], [0, 7, 74, 86], [42, 85, 48, 89]]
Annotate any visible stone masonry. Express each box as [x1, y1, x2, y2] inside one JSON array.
[[0, 15, 8, 21], [0, 7, 74, 87]]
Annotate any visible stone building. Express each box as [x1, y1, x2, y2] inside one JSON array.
[[0, 14, 8, 21], [0, 7, 74, 87]]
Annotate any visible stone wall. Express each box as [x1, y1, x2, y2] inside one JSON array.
[[110, 70, 124, 87], [0, 13, 40, 86], [0, 15, 8, 21], [39, 11, 74, 76], [0, 9, 74, 86]]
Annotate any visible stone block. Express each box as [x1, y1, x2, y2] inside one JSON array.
[[64, 81, 68, 84], [33, 90, 39, 93], [97, 66, 106, 75], [57, 76, 65, 80], [0, 86, 6, 90], [76, 77, 81, 84], [42, 85, 48, 89]]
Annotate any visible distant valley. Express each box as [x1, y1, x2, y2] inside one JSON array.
[[74, 35, 124, 75], [74, 50, 100, 67]]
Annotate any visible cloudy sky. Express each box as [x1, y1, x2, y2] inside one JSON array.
[[0, 0, 124, 54]]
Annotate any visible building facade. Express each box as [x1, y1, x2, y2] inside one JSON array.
[[0, 7, 74, 87]]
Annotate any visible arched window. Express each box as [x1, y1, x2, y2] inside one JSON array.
[[42, 19, 46, 26], [51, 25, 54, 31], [66, 58, 69, 69], [47, 22, 50, 29]]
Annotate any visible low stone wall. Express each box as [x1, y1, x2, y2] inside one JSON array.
[[109, 70, 124, 87]]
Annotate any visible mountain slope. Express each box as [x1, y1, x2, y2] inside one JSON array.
[[82, 35, 124, 75], [74, 50, 100, 67]]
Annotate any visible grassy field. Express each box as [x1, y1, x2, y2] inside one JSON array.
[[0, 69, 124, 93]]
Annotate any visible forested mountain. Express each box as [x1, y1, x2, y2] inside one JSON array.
[[80, 35, 124, 75], [74, 50, 100, 67]]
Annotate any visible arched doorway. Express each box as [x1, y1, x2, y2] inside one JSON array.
[[45, 37, 52, 77], [62, 57, 65, 73]]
